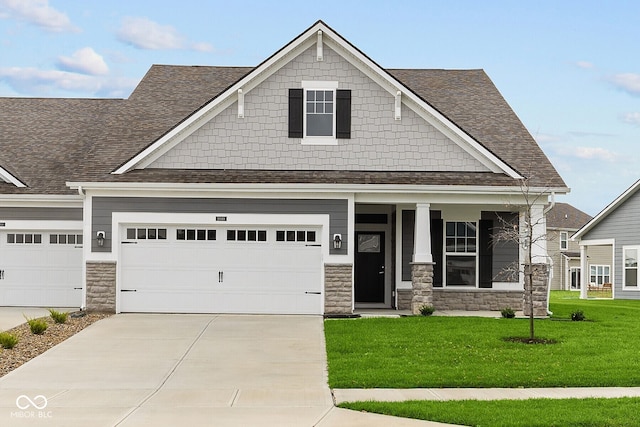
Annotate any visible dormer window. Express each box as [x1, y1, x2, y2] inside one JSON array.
[[288, 81, 350, 144]]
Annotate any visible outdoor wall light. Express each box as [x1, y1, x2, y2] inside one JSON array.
[[96, 231, 106, 247], [333, 234, 342, 250]]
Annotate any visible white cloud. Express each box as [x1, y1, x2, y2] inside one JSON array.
[[0, 0, 78, 33], [572, 146, 617, 162], [116, 16, 214, 52], [57, 47, 108, 76], [621, 112, 640, 126], [609, 73, 640, 96], [0, 66, 135, 97], [576, 61, 594, 69]]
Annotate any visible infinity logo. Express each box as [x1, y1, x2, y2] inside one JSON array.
[[15, 395, 48, 410]]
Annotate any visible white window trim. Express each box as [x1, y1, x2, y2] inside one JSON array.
[[443, 220, 478, 288], [301, 80, 339, 145], [589, 264, 611, 286], [623, 245, 640, 290], [560, 231, 568, 251]]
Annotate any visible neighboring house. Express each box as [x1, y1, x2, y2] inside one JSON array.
[[545, 203, 592, 291], [0, 21, 568, 316], [573, 178, 640, 300]]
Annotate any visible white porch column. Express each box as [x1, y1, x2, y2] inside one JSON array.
[[413, 203, 433, 263], [580, 244, 588, 299], [530, 203, 547, 263]]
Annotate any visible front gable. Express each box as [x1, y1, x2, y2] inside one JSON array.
[[114, 21, 521, 179], [148, 44, 490, 173]]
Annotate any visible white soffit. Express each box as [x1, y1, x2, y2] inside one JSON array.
[[113, 21, 521, 179]]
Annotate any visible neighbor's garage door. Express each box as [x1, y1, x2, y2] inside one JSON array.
[[0, 231, 83, 307], [120, 225, 323, 314]]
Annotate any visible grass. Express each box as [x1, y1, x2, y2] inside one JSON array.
[[325, 291, 640, 388], [340, 397, 640, 427], [329, 292, 640, 426]]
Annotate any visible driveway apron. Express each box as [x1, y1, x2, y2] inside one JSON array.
[[0, 314, 334, 426]]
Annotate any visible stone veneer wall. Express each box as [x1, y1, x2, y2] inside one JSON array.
[[86, 261, 116, 313], [411, 263, 434, 315], [523, 263, 549, 317], [324, 264, 353, 315], [396, 289, 413, 310], [433, 289, 523, 311]]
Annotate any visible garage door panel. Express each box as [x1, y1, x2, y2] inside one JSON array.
[[120, 225, 323, 314], [0, 232, 82, 307]]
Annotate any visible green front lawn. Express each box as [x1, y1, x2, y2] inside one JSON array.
[[340, 397, 640, 427], [325, 292, 640, 388]]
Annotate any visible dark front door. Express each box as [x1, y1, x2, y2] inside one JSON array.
[[355, 232, 385, 303]]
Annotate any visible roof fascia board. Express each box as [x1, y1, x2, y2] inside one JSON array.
[[0, 166, 27, 187], [68, 180, 567, 195], [115, 20, 521, 178], [573, 178, 640, 240], [0, 194, 82, 207]]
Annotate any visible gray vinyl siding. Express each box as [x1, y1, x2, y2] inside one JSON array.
[[92, 197, 347, 254], [582, 190, 640, 299], [0, 207, 82, 221]]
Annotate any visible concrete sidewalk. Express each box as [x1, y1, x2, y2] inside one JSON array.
[[333, 386, 640, 404]]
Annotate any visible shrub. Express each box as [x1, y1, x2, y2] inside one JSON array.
[[48, 308, 68, 324], [24, 316, 48, 335], [419, 304, 435, 316], [0, 332, 19, 349], [501, 307, 516, 318], [571, 310, 585, 321]]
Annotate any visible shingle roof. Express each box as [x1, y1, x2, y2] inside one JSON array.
[[545, 202, 592, 230], [0, 61, 566, 194]]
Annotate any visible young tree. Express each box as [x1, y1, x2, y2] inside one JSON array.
[[493, 176, 551, 341]]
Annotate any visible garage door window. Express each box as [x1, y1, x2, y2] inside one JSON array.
[[7, 233, 42, 244], [227, 229, 267, 242], [176, 229, 215, 241], [50, 234, 83, 244], [127, 228, 167, 240], [276, 230, 316, 242]]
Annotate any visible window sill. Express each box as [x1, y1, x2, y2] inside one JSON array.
[[301, 137, 338, 146]]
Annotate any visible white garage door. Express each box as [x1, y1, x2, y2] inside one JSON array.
[[0, 231, 83, 307], [120, 225, 323, 314]]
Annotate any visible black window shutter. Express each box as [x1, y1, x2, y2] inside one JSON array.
[[478, 219, 493, 288], [431, 218, 443, 287], [288, 88, 303, 138], [336, 89, 351, 139]]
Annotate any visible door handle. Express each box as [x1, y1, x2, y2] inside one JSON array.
[[218, 271, 223, 283]]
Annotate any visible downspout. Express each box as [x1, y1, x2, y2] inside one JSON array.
[[77, 185, 87, 311]]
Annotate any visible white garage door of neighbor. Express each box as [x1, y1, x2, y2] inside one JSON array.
[[120, 226, 323, 314], [0, 231, 83, 307]]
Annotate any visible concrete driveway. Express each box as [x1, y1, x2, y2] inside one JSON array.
[[0, 313, 446, 427]]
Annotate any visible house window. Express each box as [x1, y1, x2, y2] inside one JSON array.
[[570, 267, 581, 290], [589, 264, 610, 286], [288, 83, 351, 141], [445, 221, 477, 286], [560, 231, 568, 251], [306, 90, 333, 136], [624, 247, 639, 288]]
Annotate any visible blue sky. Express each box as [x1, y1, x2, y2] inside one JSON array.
[[1, 0, 639, 217]]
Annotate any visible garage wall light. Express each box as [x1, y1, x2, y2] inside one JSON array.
[[96, 231, 106, 247], [333, 233, 342, 250]]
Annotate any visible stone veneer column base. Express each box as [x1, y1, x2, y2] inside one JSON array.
[[86, 261, 117, 313], [523, 263, 550, 317], [324, 264, 353, 315], [411, 262, 434, 315], [396, 289, 413, 310]]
